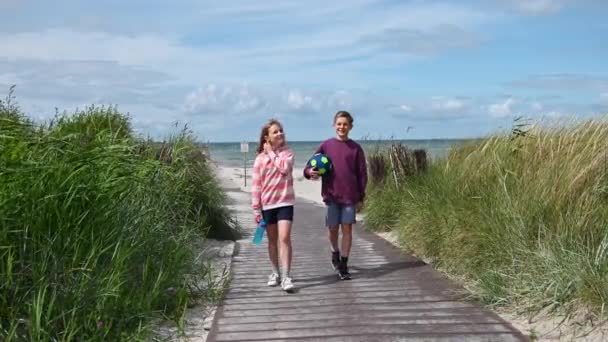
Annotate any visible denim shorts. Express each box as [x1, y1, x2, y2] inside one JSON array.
[[262, 205, 294, 225], [325, 202, 356, 227]]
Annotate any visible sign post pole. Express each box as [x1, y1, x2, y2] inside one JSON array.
[[240, 142, 249, 187]]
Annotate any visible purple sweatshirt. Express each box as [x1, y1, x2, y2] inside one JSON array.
[[304, 138, 368, 205]]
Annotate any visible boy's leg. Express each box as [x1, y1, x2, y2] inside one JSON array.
[[338, 205, 356, 280], [337, 223, 352, 280], [326, 203, 341, 269], [328, 227, 339, 251], [339, 205, 356, 257], [328, 228, 340, 270], [340, 224, 353, 258]]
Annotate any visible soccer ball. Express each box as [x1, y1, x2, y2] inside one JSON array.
[[307, 153, 332, 176]]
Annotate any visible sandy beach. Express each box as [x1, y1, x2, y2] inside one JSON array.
[[214, 164, 324, 205], [214, 163, 372, 227]]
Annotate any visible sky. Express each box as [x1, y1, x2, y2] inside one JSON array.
[[0, 0, 607, 142]]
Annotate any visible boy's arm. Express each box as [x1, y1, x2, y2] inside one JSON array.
[[357, 145, 368, 202], [267, 148, 294, 175], [303, 143, 324, 179], [251, 157, 263, 219]]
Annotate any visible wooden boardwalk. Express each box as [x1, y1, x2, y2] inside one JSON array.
[[207, 187, 527, 342]]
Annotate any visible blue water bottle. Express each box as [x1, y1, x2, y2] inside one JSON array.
[[253, 219, 266, 245]]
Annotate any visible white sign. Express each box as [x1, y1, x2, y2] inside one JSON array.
[[240, 142, 249, 153]]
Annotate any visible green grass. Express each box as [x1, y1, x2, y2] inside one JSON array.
[[365, 117, 608, 320], [0, 89, 238, 341]]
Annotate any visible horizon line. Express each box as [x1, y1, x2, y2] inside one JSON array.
[[200, 137, 484, 144]]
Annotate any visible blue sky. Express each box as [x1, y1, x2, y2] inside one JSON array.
[[0, 0, 607, 142]]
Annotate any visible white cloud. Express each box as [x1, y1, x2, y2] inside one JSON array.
[[327, 91, 354, 110], [489, 98, 516, 117], [596, 93, 608, 113], [399, 104, 412, 112], [0, 29, 184, 65], [0, 59, 175, 108], [0, 1, 603, 141], [185, 83, 267, 116], [183, 83, 374, 121], [508, 73, 608, 91], [431, 97, 467, 111], [506, 0, 567, 15], [0, 72, 19, 85], [531, 101, 544, 111], [0, 1, 491, 96], [0, 1, 491, 78], [546, 111, 567, 117], [0, 0, 18, 9], [389, 96, 482, 122], [286, 90, 315, 111], [360, 24, 482, 56]]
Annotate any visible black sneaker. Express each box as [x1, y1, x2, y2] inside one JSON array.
[[331, 251, 340, 270], [338, 261, 351, 280]]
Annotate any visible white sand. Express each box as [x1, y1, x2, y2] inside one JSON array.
[[215, 165, 324, 206]]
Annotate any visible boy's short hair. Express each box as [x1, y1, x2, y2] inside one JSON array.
[[334, 110, 353, 125]]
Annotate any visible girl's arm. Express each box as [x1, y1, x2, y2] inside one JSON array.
[[267, 148, 294, 175], [251, 156, 263, 218]]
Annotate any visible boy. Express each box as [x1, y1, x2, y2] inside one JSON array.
[[304, 110, 368, 280]]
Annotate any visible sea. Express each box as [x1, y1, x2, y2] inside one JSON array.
[[207, 139, 472, 168]]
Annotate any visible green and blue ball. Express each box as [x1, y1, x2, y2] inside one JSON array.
[[308, 153, 332, 175]]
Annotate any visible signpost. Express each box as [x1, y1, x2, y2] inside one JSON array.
[[240, 142, 249, 187]]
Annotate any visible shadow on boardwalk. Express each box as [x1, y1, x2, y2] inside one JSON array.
[[292, 260, 427, 292]]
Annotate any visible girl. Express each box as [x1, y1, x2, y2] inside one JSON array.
[[251, 119, 295, 291]]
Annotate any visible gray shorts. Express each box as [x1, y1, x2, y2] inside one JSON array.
[[326, 202, 356, 227]]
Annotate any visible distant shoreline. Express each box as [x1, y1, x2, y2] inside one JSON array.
[[201, 137, 481, 144], [204, 139, 464, 168]]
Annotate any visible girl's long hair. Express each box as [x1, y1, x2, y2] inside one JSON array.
[[256, 119, 285, 154]]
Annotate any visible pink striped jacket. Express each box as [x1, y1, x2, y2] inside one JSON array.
[[251, 146, 295, 216]]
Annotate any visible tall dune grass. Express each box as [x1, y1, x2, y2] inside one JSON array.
[[365, 117, 608, 319], [0, 90, 237, 340]]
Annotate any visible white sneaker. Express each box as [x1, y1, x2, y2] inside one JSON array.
[[267, 273, 280, 286], [281, 277, 294, 292]]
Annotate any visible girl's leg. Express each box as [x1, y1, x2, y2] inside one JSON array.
[[266, 223, 279, 274], [277, 219, 293, 278]]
